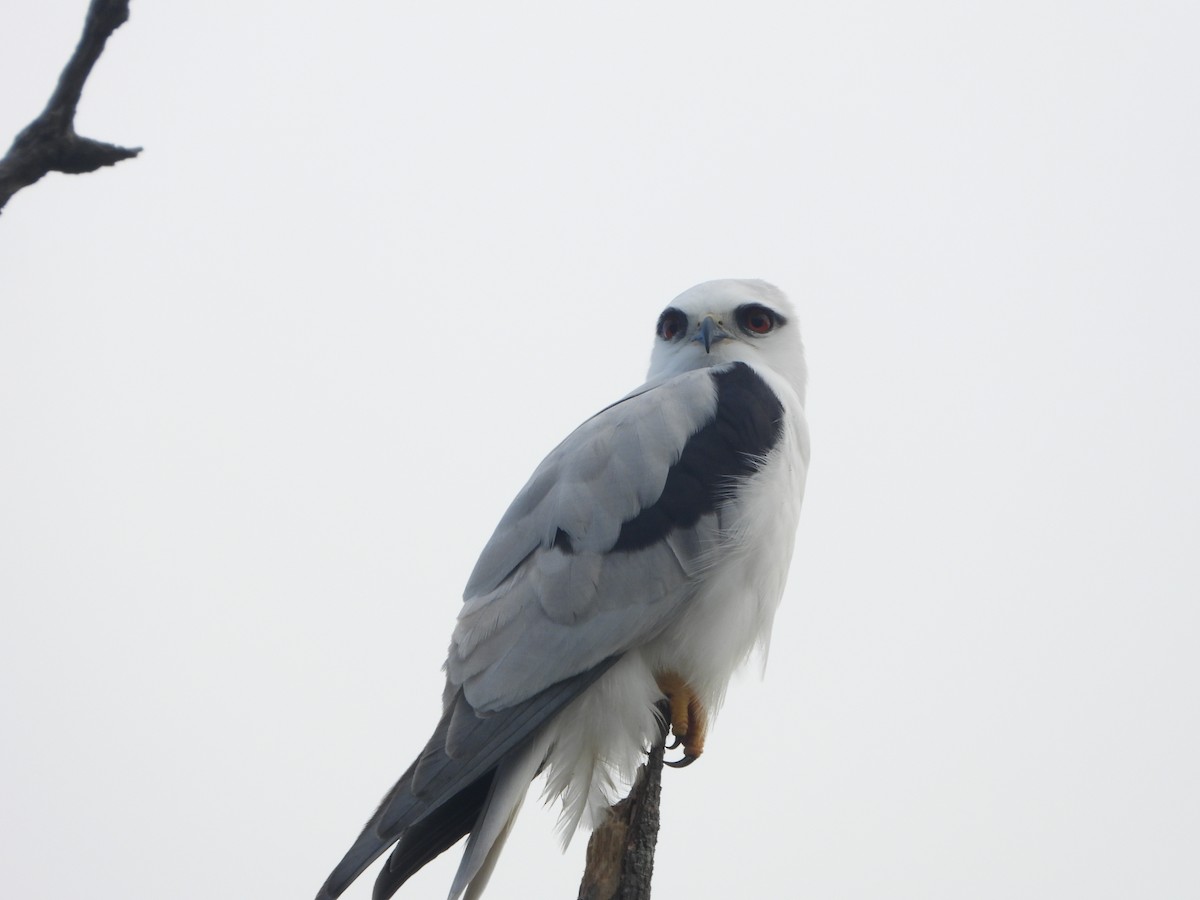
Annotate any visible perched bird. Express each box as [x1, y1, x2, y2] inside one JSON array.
[[317, 278, 810, 900]]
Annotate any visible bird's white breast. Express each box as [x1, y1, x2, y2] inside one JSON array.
[[643, 380, 809, 708], [539, 375, 809, 835]]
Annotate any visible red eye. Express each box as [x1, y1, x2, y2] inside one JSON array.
[[656, 308, 687, 341], [736, 304, 777, 335]]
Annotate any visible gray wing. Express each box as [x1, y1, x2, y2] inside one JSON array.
[[449, 361, 784, 712], [317, 362, 786, 900]]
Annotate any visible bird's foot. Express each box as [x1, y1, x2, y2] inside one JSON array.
[[655, 670, 707, 768]]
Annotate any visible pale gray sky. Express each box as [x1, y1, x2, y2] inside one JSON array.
[[2, 2, 1198, 898]]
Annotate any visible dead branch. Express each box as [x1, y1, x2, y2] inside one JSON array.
[[577, 703, 670, 900], [0, 0, 140, 214]]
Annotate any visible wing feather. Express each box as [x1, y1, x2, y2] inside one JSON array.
[[318, 361, 789, 900], [461, 372, 716, 598], [449, 364, 785, 713]]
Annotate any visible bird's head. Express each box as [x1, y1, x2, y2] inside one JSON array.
[[647, 279, 806, 402]]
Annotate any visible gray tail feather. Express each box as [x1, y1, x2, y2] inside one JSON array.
[[371, 771, 496, 900], [315, 765, 496, 900], [316, 659, 620, 899]]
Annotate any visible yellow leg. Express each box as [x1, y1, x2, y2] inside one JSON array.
[[655, 670, 707, 764]]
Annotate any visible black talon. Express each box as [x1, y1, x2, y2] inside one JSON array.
[[664, 754, 697, 769], [666, 735, 682, 750]]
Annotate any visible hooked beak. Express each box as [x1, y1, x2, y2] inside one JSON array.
[[693, 315, 730, 353]]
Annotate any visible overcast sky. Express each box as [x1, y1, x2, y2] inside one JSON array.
[[2, 2, 1199, 899]]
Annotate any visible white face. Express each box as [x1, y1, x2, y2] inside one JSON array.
[[647, 279, 806, 399]]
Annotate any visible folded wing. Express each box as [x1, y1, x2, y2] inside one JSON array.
[[317, 362, 786, 900]]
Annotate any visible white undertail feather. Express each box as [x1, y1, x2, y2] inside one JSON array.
[[539, 653, 664, 840], [450, 731, 551, 900], [460, 810, 517, 900]]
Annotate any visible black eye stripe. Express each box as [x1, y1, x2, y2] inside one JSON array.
[[656, 307, 687, 341], [734, 303, 784, 335]]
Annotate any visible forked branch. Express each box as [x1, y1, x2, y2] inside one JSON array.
[[0, 0, 139, 214]]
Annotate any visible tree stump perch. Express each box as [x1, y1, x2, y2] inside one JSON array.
[[577, 702, 670, 900]]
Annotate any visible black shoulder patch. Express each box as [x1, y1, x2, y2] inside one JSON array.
[[612, 363, 784, 553]]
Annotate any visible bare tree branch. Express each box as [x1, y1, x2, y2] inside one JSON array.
[[0, 0, 140, 215], [577, 703, 670, 900]]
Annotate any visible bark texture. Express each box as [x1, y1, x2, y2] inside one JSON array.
[[577, 704, 670, 900]]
